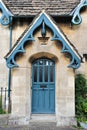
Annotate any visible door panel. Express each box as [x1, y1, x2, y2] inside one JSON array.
[[32, 58, 55, 113]]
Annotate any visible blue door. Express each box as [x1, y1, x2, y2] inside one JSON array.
[[32, 58, 55, 113]]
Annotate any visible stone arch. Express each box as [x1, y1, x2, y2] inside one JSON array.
[[29, 52, 58, 63]]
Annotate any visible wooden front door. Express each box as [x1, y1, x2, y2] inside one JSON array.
[[32, 58, 55, 113]]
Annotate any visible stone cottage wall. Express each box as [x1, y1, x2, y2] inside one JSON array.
[[10, 27, 75, 126], [0, 25, 9, 89], [0, 9, 87, 126], [58, 9, 87, 77]]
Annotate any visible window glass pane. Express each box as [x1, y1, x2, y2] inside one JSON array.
[[34, 66, 37, 82], [44, 66, 48, 82], [50, 66, 54, 82], [39, 66, 43, 82]]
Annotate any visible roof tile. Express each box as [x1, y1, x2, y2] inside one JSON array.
[[3, 0, 80, 16]]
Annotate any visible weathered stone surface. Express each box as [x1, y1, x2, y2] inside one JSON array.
[[0, 114, 9, 126], [0, 25, 9, 89]]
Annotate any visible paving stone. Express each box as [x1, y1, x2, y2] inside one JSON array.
[[0, 125, 79, 130], [0, 115, 8, 126]]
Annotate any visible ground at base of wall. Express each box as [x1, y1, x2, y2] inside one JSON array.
[[0, 115, 78, 128], [0, 125, 79, 130], [0, 115, 80, 130]]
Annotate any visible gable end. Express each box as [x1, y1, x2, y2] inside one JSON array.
[[5, 11, 82, 69]]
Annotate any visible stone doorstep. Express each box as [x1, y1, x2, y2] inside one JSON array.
[[29, 114, 56, 126], [29, 122, 57, 127], [30, 114, 56, 121], [30, 114, 56, 122]]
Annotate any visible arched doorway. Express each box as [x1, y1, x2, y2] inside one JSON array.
[[32, 58, 55, 113]]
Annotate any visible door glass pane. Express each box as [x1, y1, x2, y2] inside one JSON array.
[[34, 66, 37, 82], [50, 61, 53, 66], [34, 61, 38, 65], [39, 60, 43, 65], [50, 66, 54, 82], [39, 66, 43, 82], [44, 60, 49, 66], [44, 66, 48, 82], [33, 59, 54, 83]]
